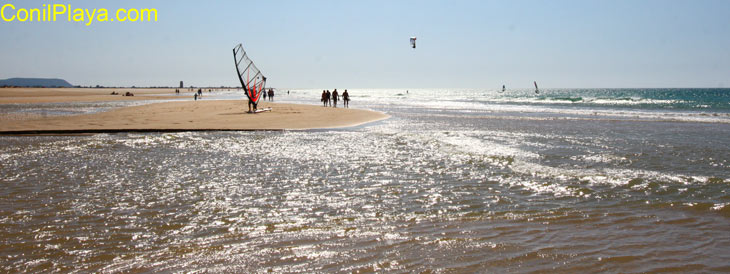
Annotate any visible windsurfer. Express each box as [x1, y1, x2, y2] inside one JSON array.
[[249, 98, 256, 112]]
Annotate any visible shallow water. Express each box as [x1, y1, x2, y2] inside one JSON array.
[[0, 99, 185, 118], [1, 88, 729, 272]]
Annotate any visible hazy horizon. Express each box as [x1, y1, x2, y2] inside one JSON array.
[[4, 76, 730, 90], [1, 0, 729, 89]]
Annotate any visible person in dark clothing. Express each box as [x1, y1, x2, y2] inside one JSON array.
[[332, 89, 339, 108], [248, 99, 257, 112], [343, 89, 350, 108]]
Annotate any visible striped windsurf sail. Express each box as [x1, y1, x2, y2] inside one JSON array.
[[233, 43, 266, 105]]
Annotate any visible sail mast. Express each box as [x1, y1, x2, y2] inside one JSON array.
[[233, 43, 266, 108]]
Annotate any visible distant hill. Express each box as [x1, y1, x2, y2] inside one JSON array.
[[0, 78, 73, 88]]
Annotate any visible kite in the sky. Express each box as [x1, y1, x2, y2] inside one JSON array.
[[410, 37, 417, 49]]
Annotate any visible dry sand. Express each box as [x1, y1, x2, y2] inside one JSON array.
[[0, 88, 388, 133]]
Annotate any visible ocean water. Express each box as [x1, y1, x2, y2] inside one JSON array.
[[1, 88, 729, 272]]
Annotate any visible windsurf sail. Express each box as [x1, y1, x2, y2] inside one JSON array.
[[534, 81, 539, 94], [410, 37, 417, 49], [233, 43, 266, 107]]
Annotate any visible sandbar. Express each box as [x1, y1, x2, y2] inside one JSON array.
[[0, 100, 389, 134]]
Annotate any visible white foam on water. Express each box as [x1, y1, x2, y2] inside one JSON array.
[[276, 88, 730, 124], [405, 100, 730, 124], [424, 128, 725, 198], [712, 202, 729, 211]]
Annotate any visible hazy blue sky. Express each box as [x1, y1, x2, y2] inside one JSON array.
[[1, 0, 729, 88]]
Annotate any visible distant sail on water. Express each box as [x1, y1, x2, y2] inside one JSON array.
[[534, 81, 539, 94]]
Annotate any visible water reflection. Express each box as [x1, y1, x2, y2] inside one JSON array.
[[1, 93, 730, 272]]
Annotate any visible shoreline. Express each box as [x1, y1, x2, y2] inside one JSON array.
[[0, 100, 389, 134], [0, 87, 185, 104]]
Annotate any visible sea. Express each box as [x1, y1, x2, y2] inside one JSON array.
[[1, 88, 729, 272]]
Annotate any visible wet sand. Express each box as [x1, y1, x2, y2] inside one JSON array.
[[0, 100, 389, 133], [0, 88, 181, 104]]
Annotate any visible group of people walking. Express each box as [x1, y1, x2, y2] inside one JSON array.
[[321, 89, 350, 108], [263, 88, 274, 101]]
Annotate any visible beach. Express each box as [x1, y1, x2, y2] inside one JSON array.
[[0, 88, 389, 133], [1, 88, 730, 272], [3, 0, 729, 271]]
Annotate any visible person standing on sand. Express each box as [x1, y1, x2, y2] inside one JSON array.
[[194, 93, 198, 101], [343, 89, 350, 108], [248, 97, 257, 113], [269, 89, 274, 101], [263, 89, 267, 100], [321, 90, 327, 107], [332, 89, 339, 108]]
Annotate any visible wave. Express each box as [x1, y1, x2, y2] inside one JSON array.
[[403, 100, 730, 123], [426, 130, 729, 207], [275, 88, 730, 119], [551, 97, 583, 102]]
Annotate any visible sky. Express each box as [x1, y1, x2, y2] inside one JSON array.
[[1, 0, 729, 88]]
